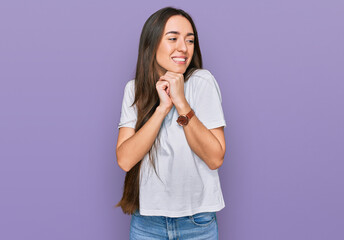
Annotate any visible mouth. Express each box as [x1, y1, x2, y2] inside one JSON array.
[[172, 57, 187, 64]]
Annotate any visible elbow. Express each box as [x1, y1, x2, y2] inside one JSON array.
[[116, 149, 130, 172], [117, 157, 130, 172], [118, 160, 130, 172], [209, 149, 225, 170], [209, 158, 224, 170]]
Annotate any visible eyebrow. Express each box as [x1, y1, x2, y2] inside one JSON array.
[[165, 31, 194, 36]]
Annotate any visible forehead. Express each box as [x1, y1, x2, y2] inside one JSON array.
[[164, 15, 194, 34]]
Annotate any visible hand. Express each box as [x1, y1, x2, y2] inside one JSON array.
[[156, 79, 173, 114], [159, 71, 188, 110]]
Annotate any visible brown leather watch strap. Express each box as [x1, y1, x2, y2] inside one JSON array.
[[186, 109, 195, 120]]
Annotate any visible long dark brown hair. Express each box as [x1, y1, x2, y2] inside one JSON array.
[[115, 6, 203, 215]]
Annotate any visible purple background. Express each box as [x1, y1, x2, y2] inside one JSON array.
[[1, 0, 343, 239]]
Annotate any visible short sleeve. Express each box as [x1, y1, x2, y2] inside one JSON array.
[[118, 80, 137, 129], [192, 70, 227, 129]]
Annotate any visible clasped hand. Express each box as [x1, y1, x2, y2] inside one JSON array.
[[155, 71, 188, 112]]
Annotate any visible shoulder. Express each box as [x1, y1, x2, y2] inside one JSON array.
[[124, 79, 135, 90], [190, 68, 214, 80], [188, 69, 219, 87], [122, 79, 135, 101], [124, 79, 135, 93], [188, 69, 223, 100]]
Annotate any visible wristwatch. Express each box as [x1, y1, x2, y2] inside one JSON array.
[[176, 109, 195, 126]]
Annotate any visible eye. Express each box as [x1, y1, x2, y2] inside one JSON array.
[[187, 40, 194, 44], [168, 38, 177, 41]]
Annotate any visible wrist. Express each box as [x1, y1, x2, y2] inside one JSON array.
[[175, 101, 191, 115], [176, 108, 195, 126], [156, 105, 171, 116]]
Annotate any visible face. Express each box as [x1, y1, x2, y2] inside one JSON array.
[[155, 15, 195, 76]]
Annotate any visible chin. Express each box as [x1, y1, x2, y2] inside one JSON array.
[[170, 67, 187, 74]]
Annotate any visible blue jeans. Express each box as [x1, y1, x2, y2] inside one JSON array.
[[129, 209, 218, 240]]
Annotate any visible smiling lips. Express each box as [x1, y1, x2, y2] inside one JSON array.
[[172, 56, 187, 64]]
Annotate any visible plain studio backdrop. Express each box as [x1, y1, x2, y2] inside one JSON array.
[[0, 0, 343, 239]]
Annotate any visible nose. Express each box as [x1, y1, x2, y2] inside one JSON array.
[[177, 38, 187, 52]]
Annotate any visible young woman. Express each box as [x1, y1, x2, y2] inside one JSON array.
[[116, 6, 227, 239]]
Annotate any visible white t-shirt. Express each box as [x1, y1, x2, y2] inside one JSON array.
[[118, 69, 227, 217]]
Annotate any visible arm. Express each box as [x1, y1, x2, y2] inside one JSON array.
[[116, 79, 172, 172], [176, 103, 226, 170], [159, 71, 226, 170], [116, 106, 169, 172]]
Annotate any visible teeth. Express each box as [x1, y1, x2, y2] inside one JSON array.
[[173, 58, 186, 62]]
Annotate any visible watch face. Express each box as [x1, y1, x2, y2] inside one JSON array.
[[177, 115, 188, 126]]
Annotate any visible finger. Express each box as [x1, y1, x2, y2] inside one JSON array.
[[158, 80, 170, 86], [156, 79, 169, 86], [163, 83, 169, 92], [156, 81, 170, 92], [159, 76, 170, 82], [162, 73, 182, 82], [160, 82, 170, 95]]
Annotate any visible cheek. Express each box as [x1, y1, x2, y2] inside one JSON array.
[[157, 45, 172, 61], [189, 46, 194, 54], [189, 49, 194, 61]]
